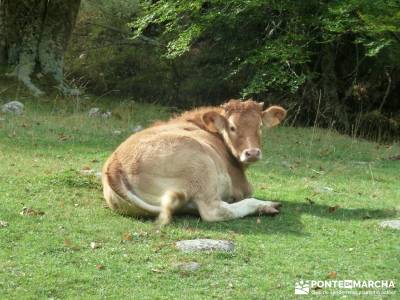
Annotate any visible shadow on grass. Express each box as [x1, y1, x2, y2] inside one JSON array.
[[169, 200, 397, 236]]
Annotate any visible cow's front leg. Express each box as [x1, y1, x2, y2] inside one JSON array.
[[196, 197, 281, 222], [228, 198, 281, 216]]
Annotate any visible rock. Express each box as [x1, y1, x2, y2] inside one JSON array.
[[88, 107, 101, 117], [131, 125, 143, 133], [80, 169, 102, 179], [281, 160, 293, 169], [313, 186, 334, 193], [66, 88, 81, 97], [380, 220, 400, 230], [88, 108, 111, 118], [175, 262, 200, 272], [113, 130, 122, 135], [101, 111, 111, 119], [0, 220, 8, 228], [20, 207, 45, 216], [90, 242, 101, 249], [1, 101, 24, 115], [176, 239, 234, 252]]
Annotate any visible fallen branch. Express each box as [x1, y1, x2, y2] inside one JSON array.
[[83, 21, 163, 47], [379, 71, 391, 112]]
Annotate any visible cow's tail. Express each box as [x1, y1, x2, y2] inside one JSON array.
[[123, 185, 161, 214], [103, 159, 161, 215]]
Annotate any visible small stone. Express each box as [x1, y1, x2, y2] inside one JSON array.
[[131, 125, 143, 133], [67, 88, 81, 97], [380, 220, 400, 230], [113, 130, 122, 135], [314, 186, 334, 193], [0, 220, 8, 228], [20, 207, 45, 216], [88, 107, 101, 117], [176, 262, 200, 272], [1, 101, 24, 115], [101, 111, 111, 119], [90, 242, 101, 249], [80, 169, 102, 179], [281, 161, 293, 169], [80, 169, 95, 175], [175, 239, 234, 252]]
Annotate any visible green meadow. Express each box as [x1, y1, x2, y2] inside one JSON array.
[[0, 98, 399, 299]]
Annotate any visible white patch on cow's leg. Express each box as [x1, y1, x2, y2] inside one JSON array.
[[254, 199, 281, 209], [157, 191, 186, 225], [196, 197, 280, 222], [223, 198, 278, 218]]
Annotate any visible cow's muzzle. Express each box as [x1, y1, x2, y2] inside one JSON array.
[[240, 148, 261, 163]]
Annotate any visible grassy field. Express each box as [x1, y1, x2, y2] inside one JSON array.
[[0, 97, 399, 299]]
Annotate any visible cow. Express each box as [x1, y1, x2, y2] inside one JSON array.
[[102, 99, 286, 224]]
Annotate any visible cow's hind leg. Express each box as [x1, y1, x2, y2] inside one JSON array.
[[196, 197, 281, 222], [157, 191, 187, 225]]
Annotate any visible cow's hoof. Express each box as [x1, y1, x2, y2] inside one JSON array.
[[270, 201, 282, 209], [258, 205, 280, 216]]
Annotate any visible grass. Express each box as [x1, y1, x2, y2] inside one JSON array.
[[0, 96, 399, 299]]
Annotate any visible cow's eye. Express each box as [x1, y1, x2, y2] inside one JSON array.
[[230, 126, 236, 132]]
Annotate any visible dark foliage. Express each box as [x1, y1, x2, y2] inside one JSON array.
[[66, 0, 400, 140]]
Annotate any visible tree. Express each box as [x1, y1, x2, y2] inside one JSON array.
[[0, 0, 81, 96], [133, 0, 400, 138]]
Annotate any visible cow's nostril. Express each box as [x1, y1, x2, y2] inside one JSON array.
[[244, 148, 261, 159], [241, 148, 261, 162]]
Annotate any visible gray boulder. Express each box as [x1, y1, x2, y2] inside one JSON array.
[[1, 101, 24, 115], [176, 239, 234, 252], [88, 107, 101, 117], [88, 107, 111, 118], [131, 125, 143, 133], [175, 262, 200, 272], [380, 220, 400, 230], [101, 111, 112, 119]]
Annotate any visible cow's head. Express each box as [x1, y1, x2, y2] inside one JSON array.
[[203, 99, 286, 164]]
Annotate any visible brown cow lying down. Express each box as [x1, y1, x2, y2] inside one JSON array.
[[102, 99, 286, 224]]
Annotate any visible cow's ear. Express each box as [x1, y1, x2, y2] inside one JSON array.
[[203, 111, 227, 133], [262, 106, 287, 128]]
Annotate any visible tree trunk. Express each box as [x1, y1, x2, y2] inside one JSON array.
[[0, 0, 81, 96], [0, 0, 7, 64], [320, 44, 349, 129]]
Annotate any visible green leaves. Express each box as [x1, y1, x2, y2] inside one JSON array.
[[166, 24, 203, 58], [132, 0, 400, 96], [323, 0, 400, 58]]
